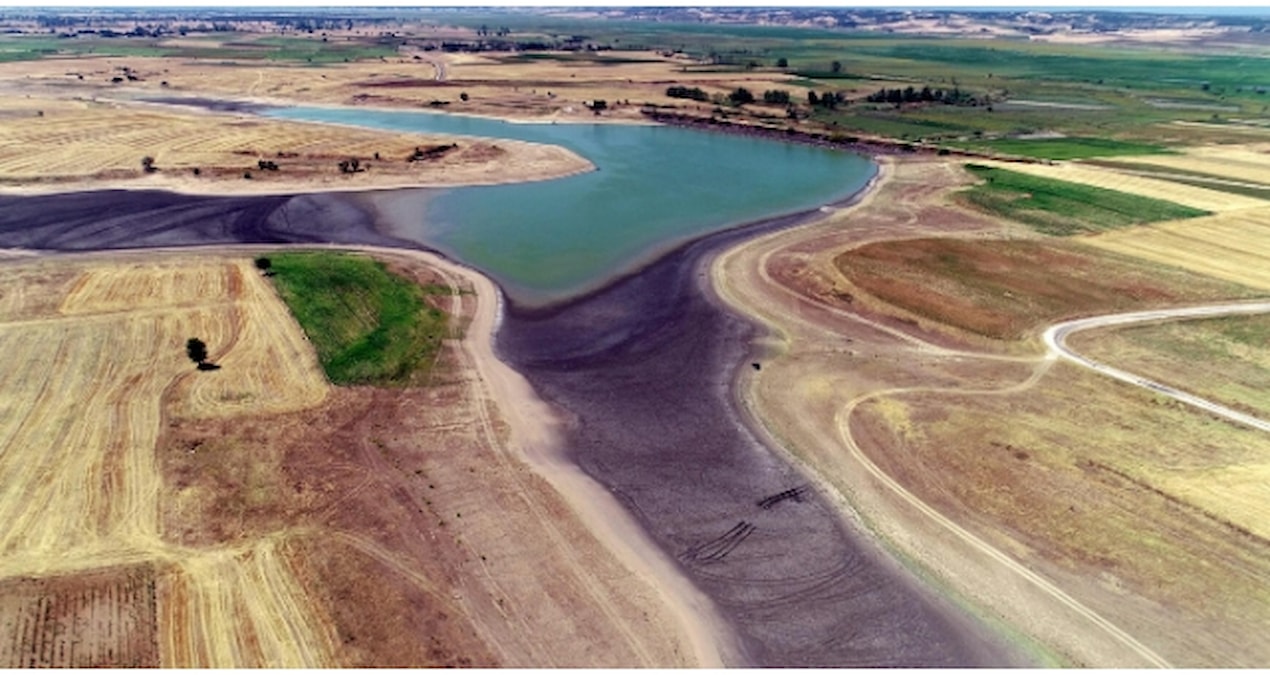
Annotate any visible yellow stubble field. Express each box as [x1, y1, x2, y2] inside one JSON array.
[[0, 253, 333, 667], [973, 159, 1268, 212], [1084, 206, 1270, 292]]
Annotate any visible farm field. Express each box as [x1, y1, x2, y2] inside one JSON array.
[[0, 253, 333, 666], [957, 164, 1208, 236], [1067, 314, 1270, 418], [832, 236, 1257, 343], [716, 155, 1270, 666], [852, 362, 1270, 666], [0, 93, 589, 194], [1104, 144, 1270, 187], [970, 159, 1269, 213], [0, 249, 699, 667], [1084, 207, 1270, 292], [266, 252, 449, 385]]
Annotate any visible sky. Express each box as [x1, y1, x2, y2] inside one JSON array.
[[1, 0, 1268, 9]]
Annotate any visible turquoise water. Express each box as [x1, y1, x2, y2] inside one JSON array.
[[266, 107, 875, 305]]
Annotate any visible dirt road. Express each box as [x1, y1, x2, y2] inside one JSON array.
[[1043, 302, 1270, 432]]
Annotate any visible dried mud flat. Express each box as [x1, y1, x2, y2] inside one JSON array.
[[0, 248, 698, 667], [714, 155, 1270, 667], [494, 178, 1029, 666]]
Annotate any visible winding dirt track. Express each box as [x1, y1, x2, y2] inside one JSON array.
[[1043, 302, 1270, 432], [708, 156, 1256, 667]]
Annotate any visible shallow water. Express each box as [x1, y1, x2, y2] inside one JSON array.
[[265, 107, 874, 306]]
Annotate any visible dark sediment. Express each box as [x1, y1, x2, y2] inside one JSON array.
[[0, 189, 420, 252], [496, 203, 1029, 666], [0, 186, 1029, 666]]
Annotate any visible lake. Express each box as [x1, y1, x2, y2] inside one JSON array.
[[265, 107, 875, 306]]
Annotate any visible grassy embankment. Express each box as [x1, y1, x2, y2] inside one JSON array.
[[267, 251, 448, 385], [958, 164, 1208, 236]]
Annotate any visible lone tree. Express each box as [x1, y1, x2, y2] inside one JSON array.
[[186, 338, 208, 366], [141, 156, 157, 173], [254, 257, 273, 275]]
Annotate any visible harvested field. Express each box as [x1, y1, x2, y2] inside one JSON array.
[[0, 253, 334, 666], [1112, 145, 1270, 186], [0, 94, 590, 194], [851, 362, 1270, 666], [972, 159, 1268, 213], [833, 237, 1257, 342], [158, 538, 336, 668], [1084, 207, 1270, 292], [0, 248, 702, 668], [1068, 313, 1270, 418]]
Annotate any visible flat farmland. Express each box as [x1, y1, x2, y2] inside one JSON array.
[[852, 362, 1270, 665], [0, 564, 158, 667], [1109, 144, 1270, 186], [1085, 207, 1270, 292], [0, 253, 335, 667], [0, 93, 589, 194], [972, 160, 1268, 213], [0, 249, 701, 667], [1067, 313, 1270, 418]]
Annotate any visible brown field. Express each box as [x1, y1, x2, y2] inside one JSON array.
[[0, 249, 700, 668], [1084, 207, 1270, 292], [973, 159, 1269, 213], [1068, 314, 1270, 418], [0, 564, 159, 668], [833, 237, 1257, 342], [714, 155, 1270, 666], [0, 92, 590, 195]]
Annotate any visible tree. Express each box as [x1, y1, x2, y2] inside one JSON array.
[[459, 92, 469, 101], [186, 338, 208, 366], [763, 90, 791, 105], [831, 60, 842, 74], [254, 257, 272, 275], [728, 87, 755, 106], [808, 91, 819, 106], [141, 156, 156, 173], [776, 57, 788, 68]]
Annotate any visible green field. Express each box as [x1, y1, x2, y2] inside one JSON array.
[[960, 164, 1208, 236], [0, 33, 396, 64], [266, 252, 448, 385]]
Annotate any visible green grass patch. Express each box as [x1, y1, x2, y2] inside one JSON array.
[[267, 252, 449, 386], [961, 164, 1208, 236], [955, 136, 1172, 160]]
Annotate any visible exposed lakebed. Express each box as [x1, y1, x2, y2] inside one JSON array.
[[0, 106, 1027, 666]]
